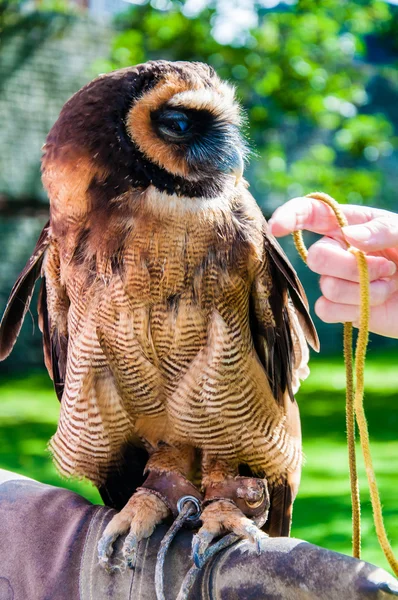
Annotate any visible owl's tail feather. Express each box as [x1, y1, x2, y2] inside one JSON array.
[[265, 476, 295, 537]]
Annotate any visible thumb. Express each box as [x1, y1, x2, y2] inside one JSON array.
[[342, 216, 398, 252]]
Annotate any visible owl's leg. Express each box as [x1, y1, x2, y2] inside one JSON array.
[[98, 444, 197, 571], [192, 455, 269, 568]]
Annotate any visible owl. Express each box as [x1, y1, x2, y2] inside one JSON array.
[[0, 60, 318, 569]]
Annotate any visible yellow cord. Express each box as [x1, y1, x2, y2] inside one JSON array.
[[292, 191, 398, 575], [344, 321, 361, 559]]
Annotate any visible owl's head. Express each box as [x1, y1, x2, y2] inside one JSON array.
[[42, 61, 248, 207]]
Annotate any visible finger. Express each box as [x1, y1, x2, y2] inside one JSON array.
[[320, 275, 398, 307], [307, 237, 396, 282], [342, 215, 398, 252], [316, 293, 398, 338], [315, 297, 360, 324], [269, 197, 343, 237], [368, 292, 398, 338], [269, 197, 386, 238]]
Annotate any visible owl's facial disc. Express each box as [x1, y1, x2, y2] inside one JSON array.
[[150, 104, 245, 185], [126, 72, 247, 193]]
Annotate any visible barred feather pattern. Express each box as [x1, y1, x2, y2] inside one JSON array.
[[47, 189, 305, 486]]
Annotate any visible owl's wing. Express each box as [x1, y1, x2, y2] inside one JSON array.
[[0, 222, 68, 401], [250, 223, 319, 537], [250, 223, 319, 404], [0, 222, 50, 361]]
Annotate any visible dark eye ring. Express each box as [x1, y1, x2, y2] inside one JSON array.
[[153, 109, 193, 141]]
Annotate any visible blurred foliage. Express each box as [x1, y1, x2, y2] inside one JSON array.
[[0, 0, 76, 99], [0, 0, 74, 40], [93, 0, 398, 212]]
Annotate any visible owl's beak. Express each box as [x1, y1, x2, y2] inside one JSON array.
[[231, 151, 244, 186], [208, 133, 245, 185], [223, 149, 244, 186]]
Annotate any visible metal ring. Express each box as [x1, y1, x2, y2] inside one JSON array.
[[245, 489, 265, 510], [177, 495, 201, 521]]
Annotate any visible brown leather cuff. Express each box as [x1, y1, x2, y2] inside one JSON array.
[[137, 470, 203, 520], [203, 476, 269, 520]]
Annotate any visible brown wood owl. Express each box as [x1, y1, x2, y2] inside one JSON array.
[[0, 60, 318, 569]]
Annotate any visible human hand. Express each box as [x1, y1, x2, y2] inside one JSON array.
[[268, 197, 398, 338]]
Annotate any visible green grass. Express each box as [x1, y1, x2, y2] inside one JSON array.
[[0, 350, 397, 574], [0, 372, 102, 504]]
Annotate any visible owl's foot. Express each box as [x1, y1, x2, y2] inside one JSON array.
[[98, 489, 169, 571], [192, 499, 269, 568], [190, 474, 270, 570], [98, 467, 203, 573]]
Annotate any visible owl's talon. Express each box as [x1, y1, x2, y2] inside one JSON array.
[[191, 530, 214, 568], [98, 532, 119, 567], [123, 533, 138, 569], [126, 555, 136, 570], [192, 499, 269, 568], [192, 533, 240, 571], [243, 522, 268, 554]]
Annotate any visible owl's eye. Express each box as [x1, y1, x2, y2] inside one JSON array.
[[153, 109, 193, 141]]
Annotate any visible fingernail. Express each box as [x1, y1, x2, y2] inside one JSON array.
[[268, 218, 288, 237], [342, 225, 372, 243]]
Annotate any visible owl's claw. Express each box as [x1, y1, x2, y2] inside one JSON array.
[[244, 522, 269, 554], [192, 500, 268, 569], [97, 489, 169, 571], [192, 530, 214, 568], [191, 532, 239, 570], [123, 532, 138, 569], [98, 532, 119, 569]]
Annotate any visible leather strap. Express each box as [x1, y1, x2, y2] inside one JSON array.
[[137, 470, 203, 520], [203, 476, 269, 520]]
